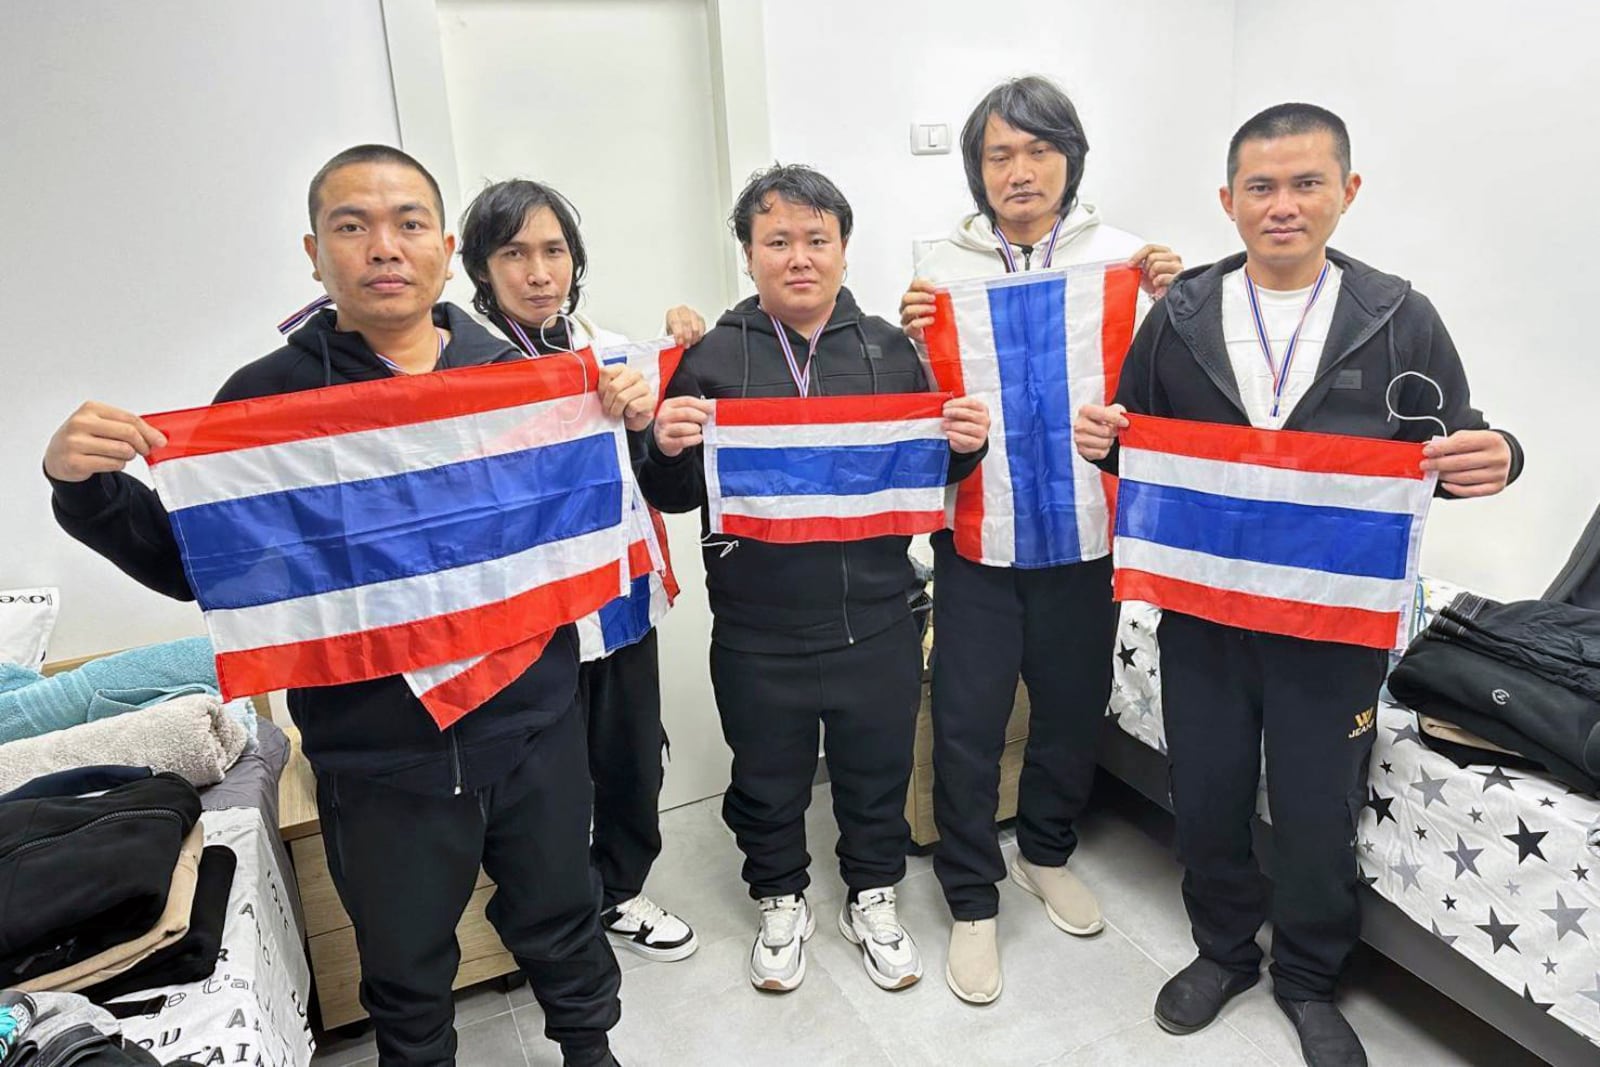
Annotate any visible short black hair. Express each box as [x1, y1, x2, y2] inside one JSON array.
[[306, 144, 446, 232], [1227, 103, 1351, 186], [458, 179, 588, 319], [960, 76, 1089, 222], [730, 164, 853, 248]]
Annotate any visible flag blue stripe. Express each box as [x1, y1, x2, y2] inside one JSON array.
[[716, 439, 948, 498], [171, 433, 623, 610], [1115, 479, 1414, 580], [988, 276, 1080, 563], [598, 573, 656, 652]]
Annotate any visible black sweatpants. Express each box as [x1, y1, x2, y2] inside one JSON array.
[[929, 532, 1117, 920], [711, 615, 923, 900], [581, 629, 666, 909], [1159, 611, 1385, 1001], [316, 704, 621, 1066]]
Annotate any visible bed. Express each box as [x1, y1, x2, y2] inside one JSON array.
[[1103, 579, 1600, 1066]]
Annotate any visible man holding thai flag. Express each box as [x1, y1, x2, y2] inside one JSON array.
[[42, 147, 628, 1067], [1075, 105, 1522, 1067], [641, 165, 989, 997]]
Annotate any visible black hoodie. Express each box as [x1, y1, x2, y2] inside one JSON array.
[[637, 288, 984, 653], [47, 304, 579, 794], [1094, 249, 1525, 484]]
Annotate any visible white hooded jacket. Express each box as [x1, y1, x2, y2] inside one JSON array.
[[913, 201, 1145, 283]]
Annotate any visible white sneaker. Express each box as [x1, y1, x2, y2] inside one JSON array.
[[839, 887, 923, 990], [602, 894, 698, 962], [749, 894, 814, 992]]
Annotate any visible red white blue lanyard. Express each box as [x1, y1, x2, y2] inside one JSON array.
[[995, 215, 1064, 273], [375, 329, 446, 373], [768, 313, 825, 396], [1243, 261, 1332, 419], [275, 294, 444, 372]]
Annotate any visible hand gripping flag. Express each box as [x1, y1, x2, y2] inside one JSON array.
[[704, 393, 952, 544], [1112, 414, 1438, 649], [594, 335, 685, 413], [924, 260, 1140, 568], [142, 356, 634, 725]]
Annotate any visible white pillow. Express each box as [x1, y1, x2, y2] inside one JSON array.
[[0, 587, 61, 670]]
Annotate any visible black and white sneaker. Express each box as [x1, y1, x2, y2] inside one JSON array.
[[601, 895, 698, 962]]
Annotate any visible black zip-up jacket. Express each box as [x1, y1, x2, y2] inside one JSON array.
[[46, 304, 579, 794], [637, 288, 984, 653], [1094, 249, 1525, 484], [0, 772, 201, 986]]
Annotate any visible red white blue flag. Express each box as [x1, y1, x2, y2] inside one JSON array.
[[703, 394, 951, 543], [925, 260, 1140, 568], [1113, 414, 1437, 649], [143, 356, 633, 725]]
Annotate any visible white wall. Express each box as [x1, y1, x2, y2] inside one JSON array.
[[1, 1, 400, 659], [760, 0, 1242, 320], [1231, 0, 1600, 599]]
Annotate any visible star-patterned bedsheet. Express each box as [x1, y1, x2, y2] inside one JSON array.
[[1107, 579, 1600, 1050]]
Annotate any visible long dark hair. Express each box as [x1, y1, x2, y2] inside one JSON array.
[[459, 179, 588, 320], [960, 76, 1089, 222]]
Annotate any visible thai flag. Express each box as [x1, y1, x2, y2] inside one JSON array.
[[704, 393, 951, 543], [1113, 414, 1438, 649], [924, 260, 1140, 567], [143, 356, 634, 725], [575, 490, 678, 661], [594, 336, 684, 413]]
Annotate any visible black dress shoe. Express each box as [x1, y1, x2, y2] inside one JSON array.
[[1275, 995, 1368, 1067], [1154, 956, 1260, 1034]]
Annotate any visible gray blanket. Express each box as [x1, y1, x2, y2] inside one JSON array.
[[0, 693, 246, 794]]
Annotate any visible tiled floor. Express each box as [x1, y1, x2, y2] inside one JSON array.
[[311, 775, 1552, 1066]]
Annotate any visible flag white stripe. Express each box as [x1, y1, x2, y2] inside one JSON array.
[[948, 278, 1014, 562], [1115, 537, 1410, 613], [710, 417, 945, 450], [1122, 448, 1433, 514], [1065, 267, 1111, 559], [156, 393, 609, 511], [720, 486, 944, 521], [206, 522, 630, 653]]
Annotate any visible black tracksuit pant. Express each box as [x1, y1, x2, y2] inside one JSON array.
[[580, 629, 666, 910], [1159, 611, 1386, 1001], [929, 532, 1117, 920], [316, 704, 621, 1066], [711, 615, 923, 899]]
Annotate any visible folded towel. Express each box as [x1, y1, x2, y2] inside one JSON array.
[[0, 637, 217, 745], [0, 694, 246, 794]]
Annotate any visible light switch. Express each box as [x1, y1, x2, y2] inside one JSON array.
[[910, 122, 951, 156]]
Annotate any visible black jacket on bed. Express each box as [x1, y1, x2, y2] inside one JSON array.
[[0, 773, 201, 987], [46, 305, 579, 794], [1389, 594, 1600, 794]]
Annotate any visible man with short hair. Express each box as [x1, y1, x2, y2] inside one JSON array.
[[43, 145, 623, 1067], [1075, 104, 1522, 1067], [641, 164, 990, 994], [899, 75, 1182, 1004]]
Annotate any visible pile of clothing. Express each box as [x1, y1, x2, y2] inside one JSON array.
[[0, 601, 252, 1061], [1, 989, 203, 1067], [1388, 593, 1600, 794]]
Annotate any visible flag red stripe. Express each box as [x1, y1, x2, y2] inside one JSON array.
[[147, 354, 600, 462], [414, 630, 557, 729], [214, 559, 623, 698], [711, 392, 948, 427], [1122, 414, 1428, 480], [1114, 569, 1400, 649], [720, 510, 947, 544]]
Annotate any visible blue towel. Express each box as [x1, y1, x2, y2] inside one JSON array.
[[0, 636, 218, 744]]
